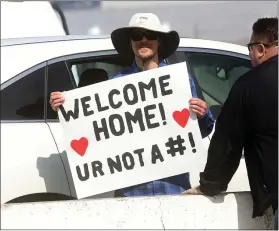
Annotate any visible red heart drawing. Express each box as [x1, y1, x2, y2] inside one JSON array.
[[70, 137, 88, 156], [172, 108, 190, 128]]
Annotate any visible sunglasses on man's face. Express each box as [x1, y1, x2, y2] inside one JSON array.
[[247, 42, 273, 51], [130, 30, 159, 41]]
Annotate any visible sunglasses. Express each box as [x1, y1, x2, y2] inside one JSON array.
[[130, 30, 159, 41], [247, 42, 273, 51]]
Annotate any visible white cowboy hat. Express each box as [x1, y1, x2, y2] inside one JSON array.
[[111, 13, 180, 59]]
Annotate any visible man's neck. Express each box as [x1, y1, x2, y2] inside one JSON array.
[[268, 48, 278, 59], [135, 55, 160, 71], [260, 48, 278, 65]]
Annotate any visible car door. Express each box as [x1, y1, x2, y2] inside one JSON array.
[[1, 64, 71, 204], [175, 47, 252, 192]]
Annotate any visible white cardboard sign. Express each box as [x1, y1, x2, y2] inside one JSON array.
[[58, 62, 205, 199]]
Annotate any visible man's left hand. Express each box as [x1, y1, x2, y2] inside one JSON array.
[[189, 98, 207, 118], [182, 185, 204, 195]]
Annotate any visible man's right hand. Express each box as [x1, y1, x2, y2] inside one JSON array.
[[50, 92, 65, 111]]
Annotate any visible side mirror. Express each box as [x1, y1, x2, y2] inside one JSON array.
[[216, 67, 227, 80]]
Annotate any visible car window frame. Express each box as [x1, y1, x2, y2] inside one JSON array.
[[176, 47, 250, 60], [0, 62, 47, 123], [47, 50, 119, 65], [0, 62, 47, 91], [175, 47, 251, 105]]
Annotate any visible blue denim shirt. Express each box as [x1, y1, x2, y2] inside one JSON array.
[[110, 60, 215, 197]]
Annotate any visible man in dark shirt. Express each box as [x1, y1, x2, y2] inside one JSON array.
[[184, 17, 278, 227]]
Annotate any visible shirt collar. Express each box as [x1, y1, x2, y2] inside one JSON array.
[[131, 60, 166, 73]]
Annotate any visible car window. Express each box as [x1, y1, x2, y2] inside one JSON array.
[[68, 54, 133, 87], [47, 61, 75, 120], [1, 67, 46, 121], [181, 51, 252, 119]]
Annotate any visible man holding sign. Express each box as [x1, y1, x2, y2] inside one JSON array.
[[50, 13, 214, 197], [109, 13, 214, 138]]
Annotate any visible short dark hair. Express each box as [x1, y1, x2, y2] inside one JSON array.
[[252, 17, 278, 46]]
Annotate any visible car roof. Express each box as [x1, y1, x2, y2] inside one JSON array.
[[1, 35, 248, 85], [1, 35, 112, 47]]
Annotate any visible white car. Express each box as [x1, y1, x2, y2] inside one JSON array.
[[1, 35, 252, 204], [1, 1, 69, 39]]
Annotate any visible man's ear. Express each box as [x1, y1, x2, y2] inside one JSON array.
[[257, 44, 267, 59], [258, 44, 266, 54]]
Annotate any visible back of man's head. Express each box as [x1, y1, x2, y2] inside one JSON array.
[[252, 17, 278, 46]]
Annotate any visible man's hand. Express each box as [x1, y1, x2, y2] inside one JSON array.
[[182, 185, 204, 195], [50, 91, 64, 111], [189, 98, 207, 118]]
